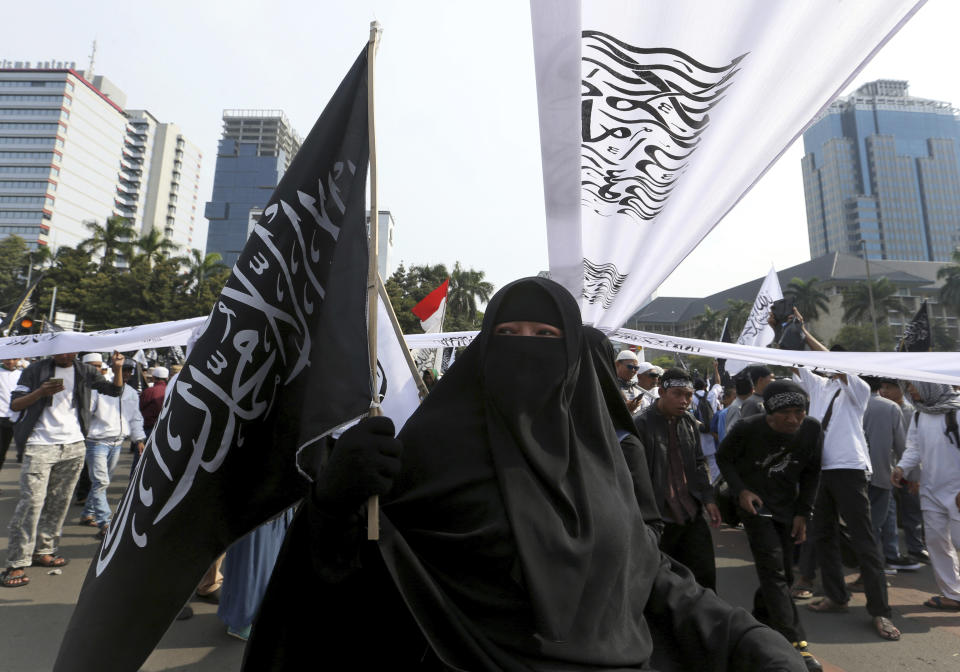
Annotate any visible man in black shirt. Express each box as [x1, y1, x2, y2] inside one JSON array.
[[718, 380, 823, 671]]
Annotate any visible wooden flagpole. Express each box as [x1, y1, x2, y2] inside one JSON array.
[[378, 275, 431, 400], [366, 20, 383, 541]]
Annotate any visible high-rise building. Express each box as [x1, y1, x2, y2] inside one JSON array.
[[802, 80, 960, 262], [0, 62, 202, 254], [204, 109, 302, 268]]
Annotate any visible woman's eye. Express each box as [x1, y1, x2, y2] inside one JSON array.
[[496, 327, 516, 335], [537, 329, 561, 337]]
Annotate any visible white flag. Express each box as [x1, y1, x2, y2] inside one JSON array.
[[531, 0, 926, 328], [725, 266, 783, 376]]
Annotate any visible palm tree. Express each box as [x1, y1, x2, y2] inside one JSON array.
[[183, 249, 228, 289], [937, 247, 960, 313], [693, 305, 724, 340], [784, 276, 831, 321], [79, 216, 135, 268], [447, 261, 493, 323], [841, 277, 909, 323], [723, 299, 752, 336], [134, 227, 180, 267]]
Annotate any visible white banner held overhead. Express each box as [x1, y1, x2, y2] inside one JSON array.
[[725, 266, 783, 376], [530, 0, 926, 328], [404, 327, 960, 387], [0, 316, 206, 360]]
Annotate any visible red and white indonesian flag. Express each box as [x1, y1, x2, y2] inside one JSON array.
[[412, 278, 449, 333], [411, 279, 449, 373], [530, 0, 926, 328], [725, 266, 783, 377]]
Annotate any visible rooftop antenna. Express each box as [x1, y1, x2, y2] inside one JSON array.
[[86, 39, 97, 80]]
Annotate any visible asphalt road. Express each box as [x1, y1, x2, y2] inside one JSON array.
[[0, 452, 958, 671]]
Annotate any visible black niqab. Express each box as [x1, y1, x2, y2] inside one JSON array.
[[382, 277, 658, 667]]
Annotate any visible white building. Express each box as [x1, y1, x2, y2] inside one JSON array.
[[0, 62, 201, 255]]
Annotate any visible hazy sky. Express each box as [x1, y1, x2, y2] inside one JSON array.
[[2, 0, 955, 300]]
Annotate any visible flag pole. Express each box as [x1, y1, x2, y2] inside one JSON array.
[[378, 276, 430, 399], [366, 20, 384, 541]]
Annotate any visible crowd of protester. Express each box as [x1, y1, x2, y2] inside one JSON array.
[[0, 350, 285, 640], [0, 284, 958, 670]]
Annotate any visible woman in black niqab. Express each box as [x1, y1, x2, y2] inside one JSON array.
[[245, 277, 806, 672]]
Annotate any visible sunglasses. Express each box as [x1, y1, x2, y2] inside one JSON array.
[[625, 364, 640, 371]]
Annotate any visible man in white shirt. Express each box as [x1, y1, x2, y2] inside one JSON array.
[[79, 360, 145, 537], [0, 358, 21, 472], [790, 311, 900, 642], [1, 351, 124, 588], [892, 381, 960, 612]]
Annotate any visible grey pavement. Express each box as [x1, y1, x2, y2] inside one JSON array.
[[0, 451, 958, 671]]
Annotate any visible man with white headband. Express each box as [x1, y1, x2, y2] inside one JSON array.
[[634, 367, 721, 591], [718, 380, 824, 671]]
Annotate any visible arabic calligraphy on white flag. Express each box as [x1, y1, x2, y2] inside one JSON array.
[[724, 266, 783, 376], [530, 0, 926, 328]]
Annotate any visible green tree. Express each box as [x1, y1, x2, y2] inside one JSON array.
[[931, 318, 958, 352], [723, 299, 752, 336], [180, 249, 230, 312], [693, 305, 724, 341], [831, 323, 895, 351], [841, 278, 908, 323], [79, 216, 136, 269], [0, 235, 29, 311], [937, 247, 960, 313], [448, 261, 493, 325], [784, 276, 830, 321], [385, 262, 493, 333], [134, 227, 180, 268]]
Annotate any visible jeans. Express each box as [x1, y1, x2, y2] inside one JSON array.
[[81, 440, 122, 526], [0, 417, 14, 470], [7, 442, 85, 568]]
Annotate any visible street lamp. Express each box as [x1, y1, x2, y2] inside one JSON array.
[[857, 239, 881, 351]]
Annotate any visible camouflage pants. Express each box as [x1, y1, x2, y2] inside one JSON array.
[[7, 442, 85, 569]]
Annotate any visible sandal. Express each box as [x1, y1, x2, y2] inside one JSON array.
[[807, 597, 848, 613], [78, 516, 99, 527], [791, 584, 814, 600], [874, 616, 900, 641], [31, 554, 69, 568], [1, 567, 30, 588], [923, 595, 960, 611]]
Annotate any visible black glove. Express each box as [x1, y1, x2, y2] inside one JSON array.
[[312, 416, 402, 513]]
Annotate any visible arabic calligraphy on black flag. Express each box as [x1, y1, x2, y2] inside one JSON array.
[[55, 46, 372, 672], [898, 300, 931, 352]]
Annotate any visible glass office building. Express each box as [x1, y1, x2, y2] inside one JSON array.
[[204, 110, 301, 269], [802, 80, 960, 261]]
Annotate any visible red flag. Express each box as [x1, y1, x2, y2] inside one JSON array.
[[411, 278, 449, 329]]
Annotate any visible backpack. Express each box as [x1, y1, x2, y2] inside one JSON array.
[[693, 392, 714, 434], [913, 408, 960, 448]]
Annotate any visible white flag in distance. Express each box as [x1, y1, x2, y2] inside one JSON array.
[[725, 266, 783, 376], [531, 0, 926, 328]]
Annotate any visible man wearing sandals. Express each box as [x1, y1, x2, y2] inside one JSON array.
[[717, 379, 824, 670], [891, 381, 960, 612], [1, 351, 124, 588], [789, 310, 901, 642]]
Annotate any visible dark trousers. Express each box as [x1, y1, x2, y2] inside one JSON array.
[[742, 515, 806, 643], [0, 418, 13, 470], [660, 515, 716, 591], [813, 469, 891, 617], [894, 486, 926, 555]]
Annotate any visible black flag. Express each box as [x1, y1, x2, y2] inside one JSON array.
[[898, 300, 931, 352], [55, 46, 372, 672], [716, 317, 732, 387]]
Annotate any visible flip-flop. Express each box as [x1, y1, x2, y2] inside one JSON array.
[[791, 586, 814, 600], [31, 554, 69, 568], [1, 568, 30, 588], [874, 616, 901, 641], [924, 596, 960, 611]]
